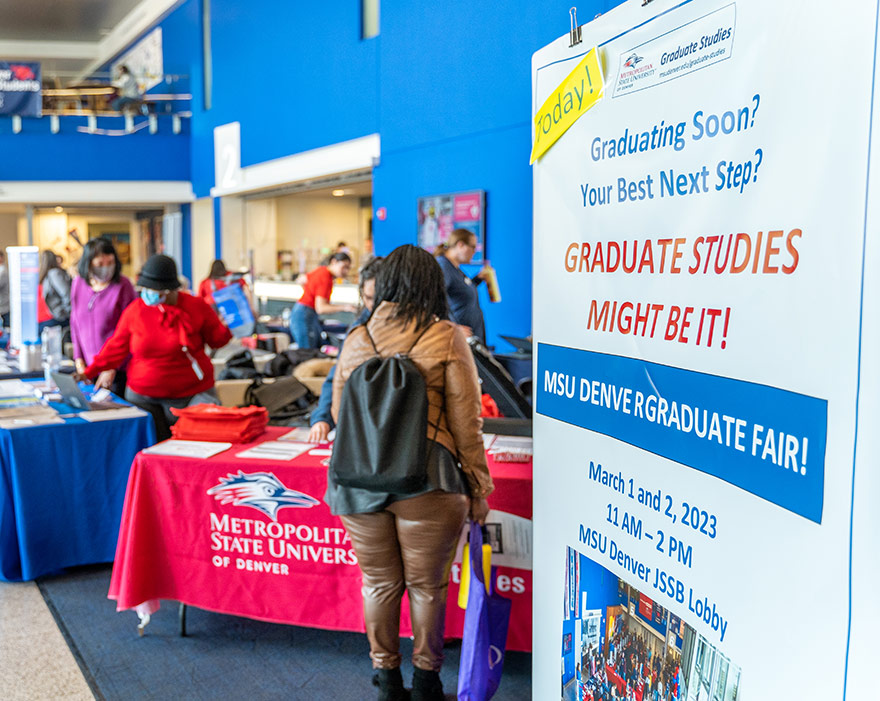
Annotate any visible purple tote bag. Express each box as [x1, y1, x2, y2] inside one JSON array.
[[457, 522, 512, 701]]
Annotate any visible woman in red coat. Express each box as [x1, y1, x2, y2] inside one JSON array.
[[80, 254, 232, 441]]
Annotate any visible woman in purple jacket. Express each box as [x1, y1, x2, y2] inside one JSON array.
[[70, 238, 137, 396]]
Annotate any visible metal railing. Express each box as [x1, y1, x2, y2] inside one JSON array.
[[3, 82, 192, 135]]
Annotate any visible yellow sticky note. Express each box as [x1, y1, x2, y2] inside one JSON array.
[[530, 47, 604, 164]]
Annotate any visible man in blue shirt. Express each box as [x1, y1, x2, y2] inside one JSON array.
[[436, 228, 489, 343]]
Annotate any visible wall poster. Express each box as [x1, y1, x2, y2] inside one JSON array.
[[88, 223, 132, 264], [531, 1, 880, 699], [417, 190, 485, 262]]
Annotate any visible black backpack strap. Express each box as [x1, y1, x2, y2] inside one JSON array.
[[427, 383, 445, 444], [405, 319, 436, 355], [363, 324, 380, 356], [423, 325, 444, 453], [364, 318, 436, 358]]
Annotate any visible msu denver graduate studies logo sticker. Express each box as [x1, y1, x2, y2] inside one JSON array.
[[207, 471, 319, 521]]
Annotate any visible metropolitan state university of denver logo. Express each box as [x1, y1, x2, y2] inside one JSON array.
[[206, 471, 357, 575], [623, 53, 644, 68], [207, 470, 320, 520]]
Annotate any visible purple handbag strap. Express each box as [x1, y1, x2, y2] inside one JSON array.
[[469, 521, 494, 595]]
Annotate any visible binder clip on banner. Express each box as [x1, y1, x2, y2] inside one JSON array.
[[457, 522, 512, 701], [569, 7, 582, 47]]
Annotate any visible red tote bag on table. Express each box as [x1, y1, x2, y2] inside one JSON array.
[[169, 404, 268, 443]]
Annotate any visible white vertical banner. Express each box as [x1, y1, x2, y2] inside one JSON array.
[[163, 211, 183, 273], [7, 246, 39, 349], [532, 2, 879, 699]]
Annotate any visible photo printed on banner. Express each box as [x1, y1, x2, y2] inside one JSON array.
[[560, 546, 742, 701]]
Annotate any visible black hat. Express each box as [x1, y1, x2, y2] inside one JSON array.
[[137, 254, 181, 290]]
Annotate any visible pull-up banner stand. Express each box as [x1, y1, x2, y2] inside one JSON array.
[[7, 246, 39, 351], [531, 1, 879, 699]]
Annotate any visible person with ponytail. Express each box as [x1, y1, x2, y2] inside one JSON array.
[[290, 252, 357, 349], [435, 228, 488, 343]]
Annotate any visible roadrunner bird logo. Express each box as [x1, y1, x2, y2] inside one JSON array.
[[207, 471, 319, 521], [10, 65, 35, 80]]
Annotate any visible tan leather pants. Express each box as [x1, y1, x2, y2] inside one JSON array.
[[341, 491, 469, 671]]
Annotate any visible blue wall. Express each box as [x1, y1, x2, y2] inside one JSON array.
[[0, 0, 196, 182], [189, 0, 380, 193], [1, 0, 628, 347], [190, 0, 627, 347], [372, 125, 534, 347], [371, 0, 622, 347], [0, 116, 190, 181]]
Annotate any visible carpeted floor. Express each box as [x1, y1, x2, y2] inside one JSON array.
[[37, 564, 530, 700]]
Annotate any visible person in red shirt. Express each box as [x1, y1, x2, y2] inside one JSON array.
[[197, 259, 249, 303], [290, 252, 356, 348], [79, 254, 232, 441]]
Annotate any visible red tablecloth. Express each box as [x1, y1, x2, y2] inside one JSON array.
[[607, 665, 625, 693], [108, 427, 533, 651]]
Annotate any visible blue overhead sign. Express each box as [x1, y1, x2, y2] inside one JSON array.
[[0, 62, 41, 117]]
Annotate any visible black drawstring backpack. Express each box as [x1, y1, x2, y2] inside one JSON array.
[[329, 322, 438, 494]]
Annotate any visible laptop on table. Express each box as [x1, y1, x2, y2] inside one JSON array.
[[51, 372, 119, 411]]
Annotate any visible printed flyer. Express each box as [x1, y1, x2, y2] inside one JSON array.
[[531, 1, 880, 699]]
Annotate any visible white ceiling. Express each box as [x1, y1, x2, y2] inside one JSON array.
[[0, 0, 144, 42], [0, 0, 180, 80], [292, 181, 373, 199]]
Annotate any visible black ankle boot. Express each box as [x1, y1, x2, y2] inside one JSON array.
[[372, 667, 409, 701], [411, 667, 444, 701]]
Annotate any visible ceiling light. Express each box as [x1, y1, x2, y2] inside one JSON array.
[[331, 189, 345, 197], [54, 206, 63, 213]]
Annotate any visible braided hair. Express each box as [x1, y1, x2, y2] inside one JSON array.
[[372, 245, 448, 329]]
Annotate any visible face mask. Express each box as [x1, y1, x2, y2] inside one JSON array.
[[140, 289, 163, 306], [91, 265, 114, 283]]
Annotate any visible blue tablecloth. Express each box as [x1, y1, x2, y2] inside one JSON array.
[[0, 369, 49, 380], [0, 403, 156, 581]]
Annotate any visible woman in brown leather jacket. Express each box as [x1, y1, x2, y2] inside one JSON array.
[[330, 244, 494, 701]]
